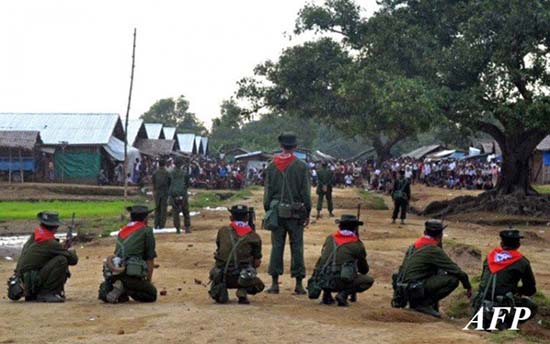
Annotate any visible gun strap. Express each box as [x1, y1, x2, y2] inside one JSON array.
[[320, 237, 339, 271], [222, 230, 248, 283], [396, 244, 431, 285], [480, 273, 498, 303], [279, 159, 298, 205]]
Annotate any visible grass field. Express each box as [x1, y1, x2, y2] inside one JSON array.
[[358, 190, 389, 210], [0, 200, 128, 221], [534, 184, 550, 194]]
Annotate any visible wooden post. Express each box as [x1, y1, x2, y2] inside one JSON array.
[[123, 28, 137, 208], [19, 148, 24, 183]]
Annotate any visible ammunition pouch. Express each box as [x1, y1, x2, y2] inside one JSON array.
[[340, 262, 357, 283], [103, 255, 125, 280], [125, 256, 148, 279], [277, 202, 293, 219], [7, 275, 24, 301], [238, 266, 257, 288]]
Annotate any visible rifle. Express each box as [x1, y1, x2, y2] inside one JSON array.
[[248, 207, 256, 231], [64, 212, 76, 249], [356, 203, 362, 238]]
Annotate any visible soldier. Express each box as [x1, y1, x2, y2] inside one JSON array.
[[264, 133, 311, 295], [208, 205, 264, 304], [391, 170, 411, 225], [99, 206, 158, 303], [310, 215, 374, 307], [316, 161, 334, 219], [169, 159, 191, 234], [152, 158, 171, 229], [13, 212, 78, 302], [472, 230, 537, 329], [392, 220, 472, 318]]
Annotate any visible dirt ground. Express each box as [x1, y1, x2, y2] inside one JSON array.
[[1, 186, 549, 344]]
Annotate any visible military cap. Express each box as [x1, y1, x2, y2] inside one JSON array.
[[229, 204, 249, 215], [425, 219, 447, 232], [336, 214, 364, 226], [126, 205, 154, 215], [500, 229, 524, 240], [37, 211, 63, 226], [278, 132, 298, 146]]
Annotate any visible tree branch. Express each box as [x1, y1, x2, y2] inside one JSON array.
[[476, 121, 507, 150]]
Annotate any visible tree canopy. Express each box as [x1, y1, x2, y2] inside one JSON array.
[[140, 95, 208, 135]]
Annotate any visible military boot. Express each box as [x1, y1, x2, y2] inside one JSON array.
[[411, 304, 441, 318], [316, 211, 321, 220], [349, 292, 357, 303], [106, 280, 125, 304], [321, 290, 335, 305], [329, 212, 335, 218], [266, 275, 280, 294], [237, 289, 250, 304], [185, 226, 192, 234], [401, 219, 406, 225], [294, 278, 307, 295], [36, 292, 65, 303], [335, 291, 350, 307], [176, 227, 181, 234]]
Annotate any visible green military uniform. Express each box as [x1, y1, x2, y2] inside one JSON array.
[[209, 216, 264, 303], [472, 230, 538, 328], [99, 206, 157, 303], [264, 143, 311, 285], [15, 212, 78, 302], [152, 164, 171, 229], [392, 172, 411, 224], [169, 164, 191, 233], [316, 165, 334, 216], [393, 220, 471, 317]]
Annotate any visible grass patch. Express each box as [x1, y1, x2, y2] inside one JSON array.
[[534, 185, 550, 194], [445, 275, 481, 319], [358, 190, 389, 210], [189, 187, 255, 210], [0, 200, 129, 221]]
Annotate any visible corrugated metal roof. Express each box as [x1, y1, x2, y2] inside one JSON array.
[[401, 144, 442, 159], [126, 119, 145, 146], [163, 127, 176, 140], [0, 130, 42, 150], [537, 135, 550, 151], [144, 123, 164, 139], [0, 113, 120, 145], [177, 133, 196, 153], [135, 139, 175, 157]]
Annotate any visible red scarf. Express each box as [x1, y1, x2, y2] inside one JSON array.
[[487, 247, 523, 273], [414, 235, 439, 249], [273, 153, 297, 172], [332, 230, 359, 246], [34, 226, 55, 243], [230, 221, 253, 237], [118, 221, 145, 240]]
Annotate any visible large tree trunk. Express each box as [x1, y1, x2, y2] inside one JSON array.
[[497, 149, 536, 195], [372, 135, 397, 166]]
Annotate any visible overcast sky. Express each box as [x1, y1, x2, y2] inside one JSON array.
[[0, 0, 377, 128]]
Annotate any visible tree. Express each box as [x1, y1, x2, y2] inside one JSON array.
[[238, 13, 441, 164], [140, 95, 207, 135]]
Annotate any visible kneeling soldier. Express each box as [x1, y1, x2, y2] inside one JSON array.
[[209, 205, 264, 304], [392, 220, 472, 318], [11, 212, 78, 302], [99, 206, 158, 303], [472, 230, 537, 329], [308, 215, 374, 307]]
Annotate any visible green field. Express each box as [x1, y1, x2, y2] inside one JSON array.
[[358, 190, 389, 210], [534, 184, 550, 194], [0, 201, 129, 221]]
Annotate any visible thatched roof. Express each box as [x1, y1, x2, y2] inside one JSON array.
[[0, 131, 42, 150], [135, 139, 175, 157]]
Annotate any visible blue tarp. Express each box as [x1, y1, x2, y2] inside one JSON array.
[[0, 156, 36, 171], [544, 152, 550, 166]]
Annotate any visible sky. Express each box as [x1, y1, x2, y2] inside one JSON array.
[[0, 0, 377, 128]]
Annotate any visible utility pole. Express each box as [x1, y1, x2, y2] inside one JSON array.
[[123, 28, 137, 207]]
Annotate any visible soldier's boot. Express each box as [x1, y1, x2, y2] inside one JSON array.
[[176, 227, 181, 234], [401, 219, 406, 225], [392, 219, 396, 224], [237, 289, 250, 304], [36, 292, 65, 303], [335, 291, 350, 307], [106, 280, 125, 304], [321, 290, 335, 305], [266, 275, 280, 294], [349, 292, 357, 303], [185, 226, 192, 234], [316, 211, 321, 220], [294, 278, 307, 295], [410, 299, 441, 318], [329, 211, 335, 218]]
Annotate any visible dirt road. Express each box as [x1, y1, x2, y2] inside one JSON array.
[[1, 186, 548, 343]]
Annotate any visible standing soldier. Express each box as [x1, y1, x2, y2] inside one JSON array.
[[392, 170, 411, 224], [391, 220, 472, 318], [264, 133, 311, 295], [169, 159, 191, 234], [209, 205, 264, 304], [10, 212, 78, 302], [316, 161, 334, 219], [99, 206, 158, 303], [152, 158, 171, 229], [308, 215, 374, 306], [471, 230, 537, 329]]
